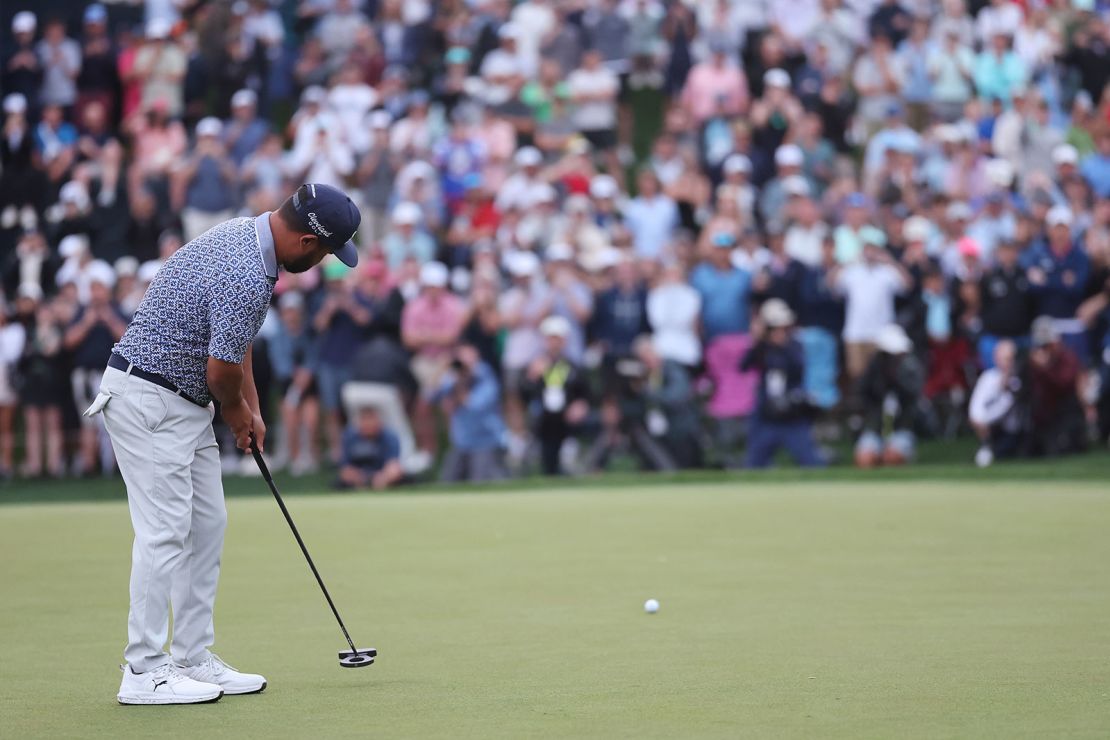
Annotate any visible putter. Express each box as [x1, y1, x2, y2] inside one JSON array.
[[250, 437, 377, 668]]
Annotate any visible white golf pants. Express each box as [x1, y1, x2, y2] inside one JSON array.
[[93, 366, 226, 672]]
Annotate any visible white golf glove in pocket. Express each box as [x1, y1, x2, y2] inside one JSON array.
[[83, 391, 112, 418]]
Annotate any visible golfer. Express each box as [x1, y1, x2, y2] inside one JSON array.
[[85, 184, 360, 705]]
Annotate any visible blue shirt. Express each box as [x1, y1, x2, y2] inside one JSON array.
[[690, 262, 752, 340], [340, 426, 400, 475], [1021, 239, 1090, 319], [624, 195, 678, 259], [436, 362, 505, 451], [114, 216, 276, 404], [1080, 153, 1110, 198]]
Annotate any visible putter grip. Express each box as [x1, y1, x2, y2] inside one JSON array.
[[249, 435, 273, 483]]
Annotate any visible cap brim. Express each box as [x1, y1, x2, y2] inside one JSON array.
[[334, 240, 359, 268]]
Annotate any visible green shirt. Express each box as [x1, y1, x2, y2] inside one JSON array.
[[520, 81, 569, 124]]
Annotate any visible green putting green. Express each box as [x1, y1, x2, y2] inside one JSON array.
[[2, 482, 1108, 738]]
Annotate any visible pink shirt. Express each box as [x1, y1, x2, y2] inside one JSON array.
[[401, 292, 467, 358], [680, 63, 749, 124]]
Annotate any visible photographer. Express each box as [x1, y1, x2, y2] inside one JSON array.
[[522, 316, 591, 476], [968, 339, 1027, 466], [855, 324, 925, 467], [740, 300, 824, 468], [436, 344, 507, 483]]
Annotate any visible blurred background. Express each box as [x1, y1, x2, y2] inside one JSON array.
[[1, 0, 1109, 487]]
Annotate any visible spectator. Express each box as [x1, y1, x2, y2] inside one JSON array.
[[436, 344, 507, 483], [36, 17, 80, 110], [402, 261, 467, 458], [523, 316, 591, 476], [17, 289, 66, 477], [383, 202, 436, 268], [3, 13, 41, 107], [0, 300, 26, 479], [132, 20, 186, 117], [973, 32, 1026, 106], [567, 49, 619, 166], [1025, 206, 1090, 360], [174, 118, 238, 240], [1027, 316, 1086, 456], [313, 263, 374, 461], [741, 300, 824, 469], [267, 292, 320, 476], [680, 39, 749, 125], [63, 263, 125, 475], [648, 261, 701, 369], [336, 406, 404, 490], [224, 89, 269, 167], [855, 323, 924, 467], [969, 338, 1026, 467], [978, 239, 1035, 368], [831, 226, 912, 381], [624, 169, 679, 260]]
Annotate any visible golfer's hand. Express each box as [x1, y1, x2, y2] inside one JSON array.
[[222, 399, 255, 452], [252, 413, 267, 453]]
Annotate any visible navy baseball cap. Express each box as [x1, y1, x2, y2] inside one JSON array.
[[291, 183, 361, 267]]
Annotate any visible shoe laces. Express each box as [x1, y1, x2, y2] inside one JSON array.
[[150, 663, 188, 685], [203, 654, 236, 675]]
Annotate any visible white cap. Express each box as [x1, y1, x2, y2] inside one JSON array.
[[984, 158, 1014, 188], [782, 175, 810, 197], [589, 174, 619, 200], [875, 324, 912, 354], [368, 110, 392, 130], [514, 146, 543, 167], [506, 250, 541, 278], [723, 153, 752, 176], [946, 201, 972, 222], [196, 116, 223, 137], [114, 256, 139, 277], [1052, 144, 1079, 166], [86, 260, 116, 288], [580, 247, 622, 272], [3, 93, 27, 115], [531, 183, 557, 205], [231, 89, 257, 109], [279, 291, 305, 311], [301, 85, 326, 105], [764, 68, 791, 88], [419, 260, 449, 288], [12, 11, 36, 33], [936, 124, 961, 144], [145, 18, 171, 39], [59, 181, 90, 208], [392, 201, 422, 225], [546, 242, 574, 262], [17, 282, 43, 301], [59, 234, 89, 259], [760, 298, 795, 328], [775, 144, 803, 168], [565, 194, 592, 214], [539, 315, 571, 338], [498, 22, 521, 39], [903, 215, 931, 243], [1046, 205, 1073, 227], [138, 260, 162, 283]]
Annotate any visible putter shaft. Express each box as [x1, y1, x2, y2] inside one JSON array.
[[250, 440, 360, 656]]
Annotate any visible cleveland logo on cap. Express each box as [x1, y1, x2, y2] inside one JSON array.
[[306, 211, 333, 238]]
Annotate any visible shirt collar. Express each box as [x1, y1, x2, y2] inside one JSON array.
[[254, 212, 279, 280]]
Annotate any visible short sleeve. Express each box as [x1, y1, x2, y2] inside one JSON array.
[[207, 278, 270, 365]]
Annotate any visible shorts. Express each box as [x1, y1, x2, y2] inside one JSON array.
[[581, 128, 617, 152], [315, 363, 353, 412], [411, 354, 452, 401]]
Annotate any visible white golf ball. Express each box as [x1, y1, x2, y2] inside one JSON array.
[[644, 598, 660, 614]]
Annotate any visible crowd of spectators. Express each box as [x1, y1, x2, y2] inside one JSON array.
[[2, 0, 1110, 485]]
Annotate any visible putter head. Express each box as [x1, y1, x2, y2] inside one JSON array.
[[339, 648, 377, 668]]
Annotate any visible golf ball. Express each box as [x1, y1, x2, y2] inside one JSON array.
[[644, 598, 660, 614]]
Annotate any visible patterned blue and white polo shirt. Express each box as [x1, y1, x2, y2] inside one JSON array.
[[113, 215, 278, 404]]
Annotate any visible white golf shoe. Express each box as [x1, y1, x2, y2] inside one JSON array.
[[117, 662, 223, 705], [175, 654, 267, 695]]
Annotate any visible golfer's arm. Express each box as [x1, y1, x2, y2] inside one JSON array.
[[207, 356, 246, 407], [241, 343, 261, 414]]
